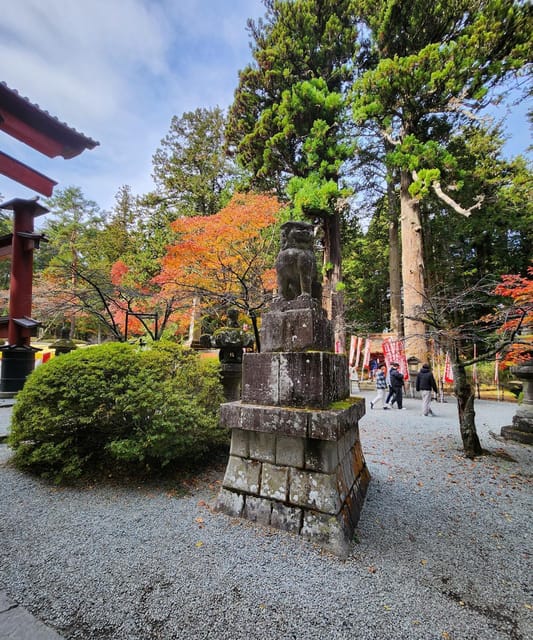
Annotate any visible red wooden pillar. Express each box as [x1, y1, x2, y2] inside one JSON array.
[[0, 197, 47, 392]]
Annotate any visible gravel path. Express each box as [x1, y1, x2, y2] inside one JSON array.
[[0, 393, 531, 640]]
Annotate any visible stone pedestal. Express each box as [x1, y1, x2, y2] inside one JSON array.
[[220, 363, 242, 402], [215, 298, 370, 557], [501, 361, 533, 445]]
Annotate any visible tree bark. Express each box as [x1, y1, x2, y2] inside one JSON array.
[[387, 176, 402, 337], [400, 169, 428, 361], [322, 210, 345, 352], [453, 361, 483, 458]]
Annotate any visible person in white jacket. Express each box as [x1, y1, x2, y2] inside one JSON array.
[[370, 363, 387, 409]]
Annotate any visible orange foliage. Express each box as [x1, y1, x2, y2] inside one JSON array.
[[110, 260, 129, 286], [495, 266, 533, 365], [157, 193, 281, 308]]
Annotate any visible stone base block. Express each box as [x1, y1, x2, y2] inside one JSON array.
[[241, 352, 349, 408], [501, 425, 533, 445], [214, 422, 370, 558], [220, 398, 365, 442], [260, 305, 333, 353]]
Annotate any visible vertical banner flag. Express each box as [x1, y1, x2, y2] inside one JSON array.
[[349, 336, 357, 366], [382, 337, 409, 381], [444, 352, 454, 384], [355, 336, 363, 369], [495, 353, 500, 384], [360, 338, 371, 379]]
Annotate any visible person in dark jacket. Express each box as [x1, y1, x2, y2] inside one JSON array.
[[387, 363, 406, 409], [416, 363, 438, 416]]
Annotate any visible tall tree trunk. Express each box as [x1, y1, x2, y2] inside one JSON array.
[[387, 176, 402, 337], [453, 361, 483, 458], [322, 211, 345, 352], [400, 170, 428, 361]]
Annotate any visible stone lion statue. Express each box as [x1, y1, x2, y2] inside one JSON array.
[[275, 221, 321, 301]]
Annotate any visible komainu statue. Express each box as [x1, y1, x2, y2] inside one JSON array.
[[275, 221, 321, 301]]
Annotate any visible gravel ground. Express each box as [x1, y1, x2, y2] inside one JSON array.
[[0, 393, 531, 640]]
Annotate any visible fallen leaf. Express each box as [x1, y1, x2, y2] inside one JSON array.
[[195, 541, 204, 548], [368, 565, 376, 574], [420, 559, 428, 566], [195, 517, 204, 524]]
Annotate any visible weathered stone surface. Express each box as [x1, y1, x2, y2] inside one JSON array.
[[229, 429, 249, 458], [301, 511, 351, 558], [308, 399, 365, 440], [304, 439, 339, 473], [243, 496, 272, 525], [271, 503, 302, 533], [215, 488, 244, 517], [289, 469, 341, 514], [222, 456, 261, 494], [277, 408, 308, 437], [242, 352, 349, 408], [241, 405, 280, 434], [260, 307, 333, 353], [219, 401, 241, 429], [241, 353, 280, 405], [275, 435, 305, 468], [249, 431, 276, 463], [279, 352, 349, 408], [260, 463, 289, 501]]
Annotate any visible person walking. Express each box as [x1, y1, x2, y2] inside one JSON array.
[[416, 363, 438, 416], [387, 363, 406, 409], [384, 365, 395, 408], [370, 363, 387, 409]]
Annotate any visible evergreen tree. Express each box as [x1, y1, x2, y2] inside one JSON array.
[[227, 0, 359, 346], [351, 0, 532, 360]]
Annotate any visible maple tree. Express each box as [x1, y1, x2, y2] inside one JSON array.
[[494, 266, 533, 366], [157, 193, 281, 346]]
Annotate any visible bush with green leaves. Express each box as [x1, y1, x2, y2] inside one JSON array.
[[8, 342, 227, 482]]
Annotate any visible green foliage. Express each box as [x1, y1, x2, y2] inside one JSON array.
[[288, 173, 345, 217], [342, 204, 390, 332], [151, 107, 242, 217], [8, 342, 226, 483]]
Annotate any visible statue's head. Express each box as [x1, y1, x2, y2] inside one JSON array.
[[279, 221, 315, 251]]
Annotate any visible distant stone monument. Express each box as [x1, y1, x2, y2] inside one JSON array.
[[501, 360, 533, 445], [212, 308, 254, 401], [215, 221, 370, 557]]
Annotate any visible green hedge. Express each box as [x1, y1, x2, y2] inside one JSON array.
[[8, 342, 227, 482]]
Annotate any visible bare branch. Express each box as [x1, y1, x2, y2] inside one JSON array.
[[431, 181, 484, 218]]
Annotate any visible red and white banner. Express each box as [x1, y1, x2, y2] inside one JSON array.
[[354, 336, 363, 369], [348, 335, 357, 366], [362, 338, 371, 368], [443, 352, 454, 384], [382, 337, 409, 381]]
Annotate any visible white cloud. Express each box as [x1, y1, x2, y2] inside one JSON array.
[[0, 0, 265, 208]]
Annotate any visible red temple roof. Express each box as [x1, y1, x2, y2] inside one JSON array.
[[0, 82, 99, 196], [0, 82, 99, 159]]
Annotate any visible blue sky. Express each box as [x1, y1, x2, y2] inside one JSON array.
[[0, 0, 530, 213], [0, 0, 265, 210]]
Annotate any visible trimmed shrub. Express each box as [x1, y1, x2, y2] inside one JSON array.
[[8, 342, 226, 482]]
